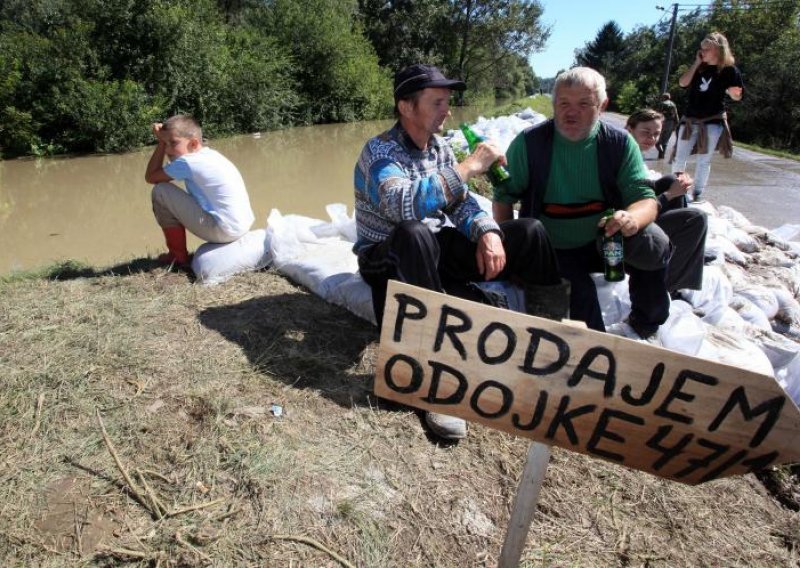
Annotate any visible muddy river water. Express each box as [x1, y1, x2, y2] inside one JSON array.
[[2, 110, 799, 275]]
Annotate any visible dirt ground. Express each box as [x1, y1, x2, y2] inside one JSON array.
[[0, 263, 798, 567]]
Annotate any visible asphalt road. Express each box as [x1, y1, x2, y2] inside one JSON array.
[[604, 112, 800, 231]]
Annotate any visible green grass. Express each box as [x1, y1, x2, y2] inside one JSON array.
[[488, 94, 553, 119], [735, 141, 800, 161]]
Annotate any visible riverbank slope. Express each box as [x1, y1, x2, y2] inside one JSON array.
[[1, 263, 797, 566]]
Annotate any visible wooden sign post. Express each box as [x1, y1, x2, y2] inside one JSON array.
[[374, 282, 800, 563]]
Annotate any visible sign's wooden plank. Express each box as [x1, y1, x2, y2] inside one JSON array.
[[375, 281, 800, 485]]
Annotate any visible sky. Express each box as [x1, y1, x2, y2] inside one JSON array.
[[530, 0, 712, 78]]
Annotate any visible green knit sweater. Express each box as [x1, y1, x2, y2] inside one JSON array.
[[494, 121, 653, 249]]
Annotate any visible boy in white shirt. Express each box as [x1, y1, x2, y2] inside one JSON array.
[[144, 115, 255, 267]]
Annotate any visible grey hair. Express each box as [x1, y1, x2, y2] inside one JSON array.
[[553, 67, 608, 104]]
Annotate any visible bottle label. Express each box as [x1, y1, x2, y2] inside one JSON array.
[[603, 241, 623, 266]]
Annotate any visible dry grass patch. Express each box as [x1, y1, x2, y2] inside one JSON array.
[[0, 265, 797, 566]]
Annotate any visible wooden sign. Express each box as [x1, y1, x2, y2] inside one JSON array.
[[375, 281, 800, 485]]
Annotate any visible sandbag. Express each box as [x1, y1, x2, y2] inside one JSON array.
[[736, 284, 779, 320], [726, 226, 759, 253], [191, 229, 272, 286], [777, 356, 800, 406], [769, 285, 800, 325], [658, 300, 705, 356], [729, 294, 772, 330], [695, 324, 774, 377], [717, 205, 752, 229], [681, 265, 732, 322]]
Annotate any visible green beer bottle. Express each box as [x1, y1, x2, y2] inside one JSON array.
[[601, 208, 625, 282], [459, 123, 511, 185]]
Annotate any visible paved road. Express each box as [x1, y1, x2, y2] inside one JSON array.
[[604, 112, 800, 231]]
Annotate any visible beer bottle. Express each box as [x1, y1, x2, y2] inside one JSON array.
[[459, 123, 511, 185], [601, 208, 625, 282]]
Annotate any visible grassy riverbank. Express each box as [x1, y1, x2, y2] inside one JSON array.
[[1, 261, 798, 566]]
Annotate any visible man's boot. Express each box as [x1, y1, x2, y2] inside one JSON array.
[[525, 279, 571, 321], [158, 225, 190, 266]]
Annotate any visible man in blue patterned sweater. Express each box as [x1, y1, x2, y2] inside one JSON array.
[[354, 64, 566, 440]]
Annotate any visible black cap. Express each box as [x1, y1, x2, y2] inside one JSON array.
[[393, 64, 466, 101]]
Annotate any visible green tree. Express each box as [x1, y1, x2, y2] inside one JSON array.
[[357, 0, 450, 69], [260, 0, 392, 123], [446, 0, 550, 101], [575, 21, 624, 71], [704, 0, 800, 150], [575, 21, 625, 106]]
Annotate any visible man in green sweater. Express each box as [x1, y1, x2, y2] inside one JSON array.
[[493, 67, 672, 339]]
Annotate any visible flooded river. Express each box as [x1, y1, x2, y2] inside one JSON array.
[[0, 119, 389, 274], [2, 109, 799, 275]]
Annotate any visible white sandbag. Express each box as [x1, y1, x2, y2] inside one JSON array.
[[746, 327, 800, 373], [776, 356, 800, 406], [191, 229, 272, 286], [750, 249, 796, 268], [769, 285, 800, 325], [267, 209, 318, 264], [720, 263, 749, 290], [736, 284, 779, 320], [710, 306, 747, 334], [706, 215, 731, 239], [717, 205, 752, 229], [702, 235, 726, 266], [717, 235, 749, 265], [326, 203, 357, 243], [327, 271, 376, 324], [267, 207, 376, 324], [594, 274, 631, 327], [773, 265, 800, 298], [658, 301, 705, 356], [770, 223, 800, 242], [729, 294, 772, 330], [726, 226, 759, 253], [680, 265, 732, 322], [695, 324, 775, 377], [276, 238, 358, 298]]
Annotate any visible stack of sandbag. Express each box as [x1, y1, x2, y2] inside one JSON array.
[[447, 107, 547, 154], [597, 201, 800, 403], [266, 204, 376, 325]]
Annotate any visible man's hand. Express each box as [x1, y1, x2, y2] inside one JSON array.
[[599, 209, 640, 238], [665, 171, 693, 200], [476, 231, 506, 280], [456, 141, 505, 182]]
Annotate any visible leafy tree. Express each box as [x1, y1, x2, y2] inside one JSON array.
[[575, 21, 625, 106], [575, 21, 624, 71], [357, 0, 450, 69], [705, 0, 800, 150], [445, 0, 550, 102], [259, 0, 392, 123]]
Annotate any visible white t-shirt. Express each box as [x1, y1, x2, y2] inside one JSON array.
[[165, 147, 255, 236]]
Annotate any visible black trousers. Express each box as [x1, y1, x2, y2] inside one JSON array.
[[655, 207, 708, 292], [555, 223, 672, 334], [358, 218, 561, 327]]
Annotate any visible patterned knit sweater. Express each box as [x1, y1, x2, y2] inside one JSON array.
[[353, 122, 500, 254]]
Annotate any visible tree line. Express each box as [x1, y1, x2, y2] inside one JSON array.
[[0, 0, 547, 157], [1, 0, 797, 158], [573, 0, 800, 153]]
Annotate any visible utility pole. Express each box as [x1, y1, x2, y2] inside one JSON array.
[[660, 3, 679, 94]]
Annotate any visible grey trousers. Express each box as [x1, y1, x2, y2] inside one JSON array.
[[151, 182, 241, 244], [656, 207, 708, 292]]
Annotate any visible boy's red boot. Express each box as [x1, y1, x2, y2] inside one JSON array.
[[158, 225, 190, 267]]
